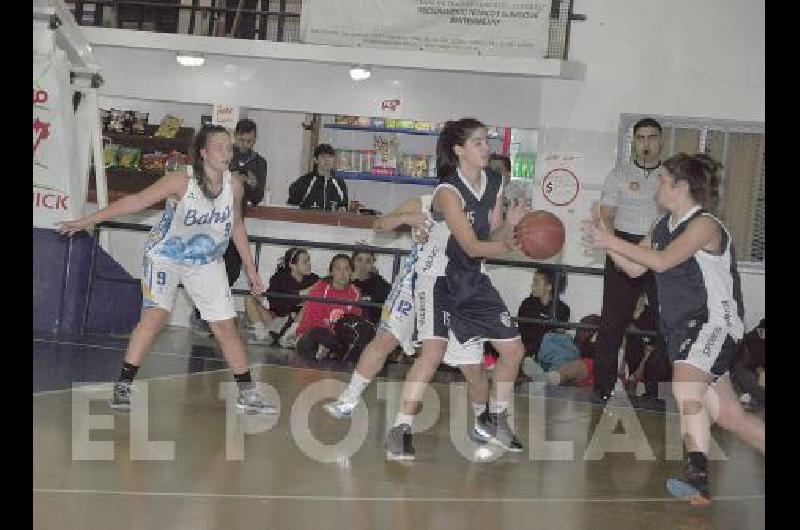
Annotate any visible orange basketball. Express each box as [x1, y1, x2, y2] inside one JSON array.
[[516, 210, 565, 259]]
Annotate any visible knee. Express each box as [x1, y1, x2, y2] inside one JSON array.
[[420, 346, 446, 367], [373, 331, 398, 351], [136, 319, 162, 335], [137, 311, 169, 334], [672, 383, 706, 416], [210, 319, 238, 340], [714, 402, 746, 431], [459, 363, 485, 382], [678, 399, 705, 416], [498, 341, 524, 363]]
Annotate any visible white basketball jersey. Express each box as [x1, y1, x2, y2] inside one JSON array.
[[144, 166, 234, 265]]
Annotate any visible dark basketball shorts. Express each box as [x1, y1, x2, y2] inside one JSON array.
[[415, 272, 519, 345], [668, 319, 740, 379]]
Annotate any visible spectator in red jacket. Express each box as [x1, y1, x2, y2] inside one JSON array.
[[295, 254, 362, 359]]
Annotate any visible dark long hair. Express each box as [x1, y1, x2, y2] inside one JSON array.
[[278, 247, 308, 273], [436, 118, 486, 180], [662, 153, 722, 211], [192, 124, 230, 200]]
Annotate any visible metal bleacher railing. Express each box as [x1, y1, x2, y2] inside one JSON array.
[[80, 221, 658, 341]]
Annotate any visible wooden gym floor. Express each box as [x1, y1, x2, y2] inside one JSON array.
[[33, 328, 765, 530]]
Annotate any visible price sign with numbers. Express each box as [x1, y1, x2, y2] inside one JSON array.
[[541, 168, 580, 207]]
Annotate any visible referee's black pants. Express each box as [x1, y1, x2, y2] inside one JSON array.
[[593, 230, 661, 396]]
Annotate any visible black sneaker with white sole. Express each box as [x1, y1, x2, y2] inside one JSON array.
[[470, 411, 492, 444], [386, 424, 415, 461], [482, 410, 523, 452], [108, 381, 132, 411]]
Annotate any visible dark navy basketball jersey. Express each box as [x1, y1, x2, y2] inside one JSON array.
[[412, 167, 517, 344], [415, 168, 502, 278], [651, 206, 745, 343]]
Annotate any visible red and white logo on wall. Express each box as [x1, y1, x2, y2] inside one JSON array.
[[212, 103, 240, 133]]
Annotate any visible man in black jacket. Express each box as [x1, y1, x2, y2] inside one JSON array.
[[225, 119, 268, 281], [288, 144, 349, 211]]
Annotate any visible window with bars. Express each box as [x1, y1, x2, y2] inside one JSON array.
[[547, 0, 573, 60], [64, 1, 574, 55], [617, 114, 765, 264], [63, 0, 302, 42]]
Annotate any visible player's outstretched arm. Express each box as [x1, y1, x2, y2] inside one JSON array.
[[55, 170, 188, 236]]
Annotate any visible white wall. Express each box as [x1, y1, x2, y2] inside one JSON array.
[[529, 0, 765, 325], [89, 44, 542, 128], [544, 0, 764, 131]]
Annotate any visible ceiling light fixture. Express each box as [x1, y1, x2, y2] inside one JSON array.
[[349, 65, 371, 81], [176, 52, 205, 67]]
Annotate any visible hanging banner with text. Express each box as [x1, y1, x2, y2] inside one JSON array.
[[300, 0, 551, 58], [33, 47, 79, 229]]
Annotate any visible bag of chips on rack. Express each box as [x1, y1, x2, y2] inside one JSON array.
[[118, 147, 142, 169], [154, 114, 183, 138]]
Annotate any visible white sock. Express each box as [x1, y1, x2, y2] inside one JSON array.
[[488, 400, 508, 414], [472, 402, 487, 420], [546, 371, 561, 386], [394, 412, 414, 428], [340, 372, 371, 403]]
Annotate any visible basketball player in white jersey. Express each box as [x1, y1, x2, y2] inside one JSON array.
[[56, 125, 275, 414], [323, 195, 494, 446]]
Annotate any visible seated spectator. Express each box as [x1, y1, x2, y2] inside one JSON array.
[[732, 318, 765, 410], [243, 247, 319, 344], [489, 153, 529, 209], [523, 314, 600, 386], [487, 267, 569, 371], [518, 268, 571, 358], [622, 293, 671, 399], [488, 153, 512, 187], [351, 249, 391, 326], [287, 144, 350, 211], [294, 254, 363, 360]]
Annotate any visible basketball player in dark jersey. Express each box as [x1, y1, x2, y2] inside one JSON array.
[[584, 153, 764, 505], [386, 118, 529, 460]]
